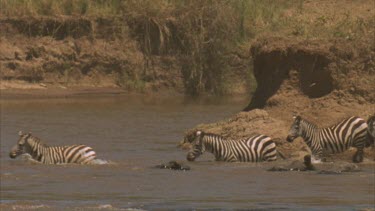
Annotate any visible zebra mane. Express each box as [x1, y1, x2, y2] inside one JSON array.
[[301, 116, 363, 129], [325, 116, 362, 128], [26, 135, 48, 147], [202, 132, 239, 142], [202, 132, 225, 139], [299, 117, 319, 128]]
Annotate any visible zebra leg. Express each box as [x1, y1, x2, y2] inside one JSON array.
[[365, 132, 374, 148], [320, 151, 327, 162], [87, 158, 109, 165], [352, 148, 364, 163], [226, 155, 238, 162], [311, 154, 326, 163], [311, 148, 325, 163]]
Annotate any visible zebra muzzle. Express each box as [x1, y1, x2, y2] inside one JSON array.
[[9, 145, 21, 159], [186, 152, 196, 161], [9, 151, 18, 159]]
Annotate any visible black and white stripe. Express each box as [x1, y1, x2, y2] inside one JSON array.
[[9, 131, 96, 164], [185, 131, 277, 162], [287, 116, 368, 163]]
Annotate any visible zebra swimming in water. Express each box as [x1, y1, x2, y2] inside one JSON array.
[[185, 130, 278, 162], [286, 115, 368, 163], [9, 131, 98, 164]]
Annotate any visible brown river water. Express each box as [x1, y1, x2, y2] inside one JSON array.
[[0, 95, 374, 210]]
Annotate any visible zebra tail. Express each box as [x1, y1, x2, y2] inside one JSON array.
[[365, 132, 374, 148], [366, 115, 375, 147]]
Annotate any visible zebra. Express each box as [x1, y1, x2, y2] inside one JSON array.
[[185, 130, 278, 162], [286, 115, 368, 163], [9, 131, 97, 164]]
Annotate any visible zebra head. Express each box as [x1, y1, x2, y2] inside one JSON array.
[[287, 115, 303, 143], [186, 130, 205, 161], [9, 131, 32, 159]]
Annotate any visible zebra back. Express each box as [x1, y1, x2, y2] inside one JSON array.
[[187, 131, 277, 162], [321, 116, 368, 152], [287, 116, 368, 157]]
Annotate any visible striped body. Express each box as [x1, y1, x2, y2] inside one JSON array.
[[287, 116, 368, 163], [186, 131, 277, 162], [9, 132, 96, 164]]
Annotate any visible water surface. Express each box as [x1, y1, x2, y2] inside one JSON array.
[[1, 95, 374, 210]]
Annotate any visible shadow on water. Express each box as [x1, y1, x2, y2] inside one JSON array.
[[1, 95, 374, 210]]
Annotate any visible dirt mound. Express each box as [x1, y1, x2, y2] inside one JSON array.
[[244, 37, 375, 111], [184, 109, 286, 141], [243, 37, 374, 124], [181, 109, 292, 154]]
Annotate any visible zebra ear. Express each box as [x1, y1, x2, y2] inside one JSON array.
[[292, 115, 301, 123], [18, 131, 23, 136], [196, 130, 202, 136]]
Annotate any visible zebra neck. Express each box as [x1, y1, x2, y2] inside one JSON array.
[[202, 137, 212, 153], [27, 139, 47, 162], [300, 121, 319, 148], [302, 131, 317, 148], [203, 136, 229, 158]]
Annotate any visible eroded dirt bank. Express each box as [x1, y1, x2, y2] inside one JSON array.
[[0, 17, 187, 93], [183, 38, 375, 162], [0, 16, 249, 95]]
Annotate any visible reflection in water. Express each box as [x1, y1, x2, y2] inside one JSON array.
[[0, 95, 374, 210]]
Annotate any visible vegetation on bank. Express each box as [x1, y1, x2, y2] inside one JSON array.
[[1, 0, 374, 96]]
